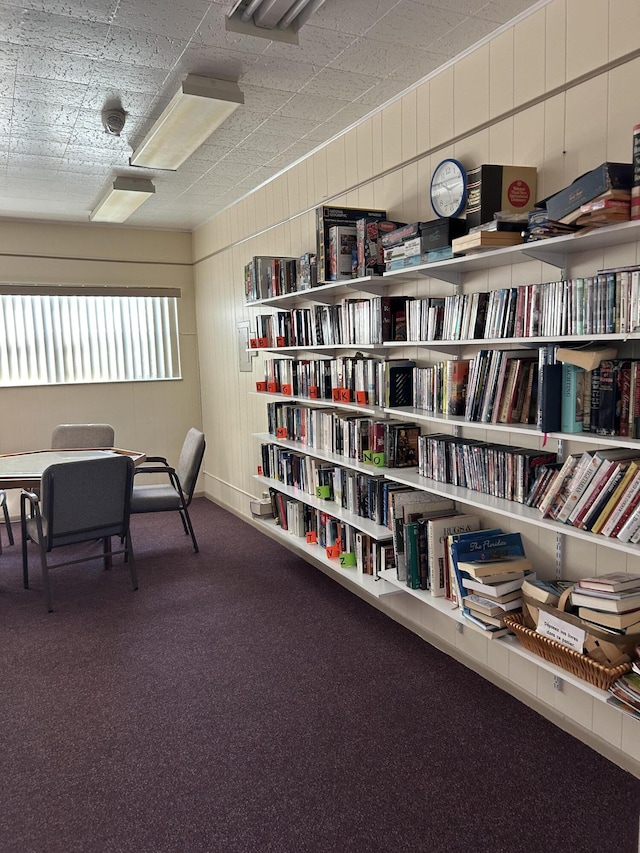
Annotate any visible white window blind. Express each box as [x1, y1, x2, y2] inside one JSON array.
[[0, 292, 181, 387]]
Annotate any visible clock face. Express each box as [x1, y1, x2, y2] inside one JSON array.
[[430, 158, 467, 218]]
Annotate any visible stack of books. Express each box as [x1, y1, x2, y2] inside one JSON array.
[[448, 528, 532, 637], [570, 573, 640, 634], [574, 192, 631, 228], [608, 662, 640, 720]]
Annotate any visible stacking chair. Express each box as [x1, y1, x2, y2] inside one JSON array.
[[0, 490, 14, 553], [130, 428, 205, 552], [51, 423, 115, 449], [20, 455, 137, 612]]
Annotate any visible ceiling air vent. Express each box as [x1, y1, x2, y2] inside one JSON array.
[[226, 0, 328, 44]]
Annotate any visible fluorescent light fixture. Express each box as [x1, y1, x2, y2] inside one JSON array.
[[90, 176, 155, 223], [130, 75, 244, 171], [226, 0, 328, 41]]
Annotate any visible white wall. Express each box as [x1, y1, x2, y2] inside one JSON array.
[[0, 220, 202, 516], [193, 0, 640, 773]]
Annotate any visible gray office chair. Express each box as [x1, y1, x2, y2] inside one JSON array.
[[0, 489, 14, 553], [130, 428, 205, 552], [51, 423, 115, 449], [20, 455, 137, 612]]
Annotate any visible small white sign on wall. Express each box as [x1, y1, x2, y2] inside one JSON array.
[[536, 611, 585, 653], [237, 320, 254, 373]]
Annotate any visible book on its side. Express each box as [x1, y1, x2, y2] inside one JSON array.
[[578, 607, 640, 630], [457, 557, 532, 579], [570, 588, 640, 613], [462, 570, 536, 598], [521, 577, 574, 606], [556, 345, 618, 372], [577, 571, 640, 593]]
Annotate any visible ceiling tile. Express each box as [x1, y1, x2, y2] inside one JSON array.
[[100, 27, 188, 70], [111, 0, 211, 41], [0, 0, 546, 229]]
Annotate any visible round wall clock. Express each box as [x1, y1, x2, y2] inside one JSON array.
[[430, 158, 467, 218]]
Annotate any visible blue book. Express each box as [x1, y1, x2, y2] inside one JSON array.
[[446, 527, 503, 609], [561, 362, 585, 433]]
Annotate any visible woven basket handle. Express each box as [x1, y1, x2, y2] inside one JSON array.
[[557, 584, 575, 613]]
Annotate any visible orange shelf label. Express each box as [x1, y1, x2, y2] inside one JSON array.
[[281, 383, 293, 396], [276, 336, 286, 347], [266, 382, 279, 393], [255, 381, 267, 392], [249, 338, 260, 349], [257, 465, 263, 476], [275, 427, 288, 439], [256, 336, 269, 348], [355, 391, 367, 405], [308, 386, 319, 399], [306, 531, 317, 544]]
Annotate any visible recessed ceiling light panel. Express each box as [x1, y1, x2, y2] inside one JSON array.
[[130, 75, 244, 171]]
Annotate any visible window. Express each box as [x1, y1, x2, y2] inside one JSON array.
[[0, 288, 181, 387]]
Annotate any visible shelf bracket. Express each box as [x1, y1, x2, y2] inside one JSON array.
[[553, 675, 564, 691], [520, 247, 567, 268], [426, 269, 462, 286]]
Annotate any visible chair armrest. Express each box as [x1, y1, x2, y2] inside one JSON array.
[[133, 465, 176, 476], [20, 490, 40, 509], [141, 456, 169, 465]]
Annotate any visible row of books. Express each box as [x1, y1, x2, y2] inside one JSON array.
[[261, 442, 412, 528], [412, 355, 539, 425], [253, 296, 409, 347], [403, 267, 640, 343], [579, 359, 640, 438], [252, 265, 640, 344], [261, 357, 415, 409], [266, 402, 420, 468], [537, 449, 640, 541], [417, 433, 556, 505], [268, 487, 394, 577]]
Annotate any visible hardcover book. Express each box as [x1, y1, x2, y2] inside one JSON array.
[[465, 164, 537, 229], [542, 162, 633, 222], [560, 362, 584, 433], [315, 205, 386, 283]]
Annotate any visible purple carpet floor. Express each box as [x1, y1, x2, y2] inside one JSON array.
[[1, 497, 639, 853]]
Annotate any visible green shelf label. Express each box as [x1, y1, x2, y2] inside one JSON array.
[[339, 552, 356, 567], [315, 485, 331, 499]]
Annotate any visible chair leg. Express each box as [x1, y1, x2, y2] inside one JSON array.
[[126, 531, 138, 591], [21, 510, 29, 590], [2, 499, 14, 546], [180, 502, 199, 553], [39, 545, 53, 613], [103, 536, 113, 570]]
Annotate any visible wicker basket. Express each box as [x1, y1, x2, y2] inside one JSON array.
[[504, 612, 632, 690]]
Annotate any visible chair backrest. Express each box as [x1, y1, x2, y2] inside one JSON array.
[[51, 423, 115, 449], [40, 455, 134, 549], [176, 428, 205, 505]]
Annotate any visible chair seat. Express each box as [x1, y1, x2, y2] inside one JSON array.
[[130, 484, 183, 513]]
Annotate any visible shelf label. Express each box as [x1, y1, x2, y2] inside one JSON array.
[[355, 391, 367, 405], [276, 336, 286, 347], [305, 531, 317, 544], [326, 541, 342, 559], [275, 426, 288, 439], [255, 381, 267, 392], [249, 338, 260, 349], [332, 388, 352, 403], [266, 382, 279, 393], [308, 386, 319, 399], [281, 383, 293, 396], [257, 465, 263, 476], [339, 552, 356, 568], [256, 336, 269, 348], [363, 451, 386, 467], [315, 485, 331, 499]]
